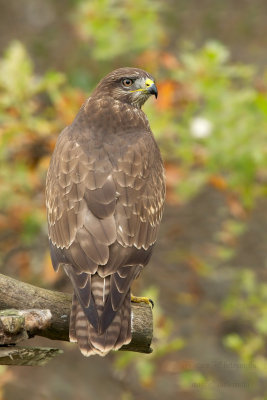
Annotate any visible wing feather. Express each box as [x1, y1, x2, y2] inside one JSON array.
[[84, 212, 116, 245], [46, 121, 165, 337]]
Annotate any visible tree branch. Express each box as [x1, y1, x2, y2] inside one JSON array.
[[0, 273, 153, 354]]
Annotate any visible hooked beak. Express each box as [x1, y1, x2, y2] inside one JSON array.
[[147, 83, 158, 98]]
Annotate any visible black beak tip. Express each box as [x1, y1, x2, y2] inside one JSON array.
[[148, 83, 158, 99]]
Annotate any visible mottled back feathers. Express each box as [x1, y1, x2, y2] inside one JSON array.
[[46, 67, 165, 356]]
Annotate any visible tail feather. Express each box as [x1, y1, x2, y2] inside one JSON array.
[[69, 293, 78, 343], [69, 274, 132, 356], [114, 290, 131, 348]]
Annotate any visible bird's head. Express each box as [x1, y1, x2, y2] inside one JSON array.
[[92, 67, 158, 108]]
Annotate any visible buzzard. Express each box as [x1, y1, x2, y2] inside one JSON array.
[[46, 68, 165, 356]]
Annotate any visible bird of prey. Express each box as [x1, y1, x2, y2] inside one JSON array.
[[46, 67, 165, 356]]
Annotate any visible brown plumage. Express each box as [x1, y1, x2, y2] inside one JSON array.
[[46, 67, 165, 356]]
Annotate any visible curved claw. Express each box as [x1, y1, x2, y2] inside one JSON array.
[[149, 298, 154, 309]]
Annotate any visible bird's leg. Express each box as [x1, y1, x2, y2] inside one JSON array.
[[131, 294, 154, 308]]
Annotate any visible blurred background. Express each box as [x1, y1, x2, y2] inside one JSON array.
[[0, 0, 267, 399]]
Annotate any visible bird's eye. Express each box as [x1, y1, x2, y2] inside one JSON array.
[[122, 78, 134, 87]]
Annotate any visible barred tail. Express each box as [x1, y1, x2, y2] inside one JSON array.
[[69, 274, 132, 357]]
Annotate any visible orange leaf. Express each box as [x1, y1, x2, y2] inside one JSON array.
[[156, 80, 197, 111], [209, 175, 228, 191]]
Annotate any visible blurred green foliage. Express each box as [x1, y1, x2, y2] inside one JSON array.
[[72, 0, 164, 60], [223, 270, 267, 387], [0, 41, 79, 280], [146, 41, 267, 205]]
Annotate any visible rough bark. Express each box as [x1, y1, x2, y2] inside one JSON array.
[[0, 273, 153, 360], [0, 346, 63, 366]]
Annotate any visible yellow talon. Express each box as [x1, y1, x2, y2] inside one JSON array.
[[131, 295, 154, 308]]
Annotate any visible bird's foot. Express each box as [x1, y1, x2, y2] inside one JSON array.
[[131, 295, 154, 308]]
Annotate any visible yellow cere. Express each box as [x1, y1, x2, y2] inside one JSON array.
[[145, 78, 154, 87]]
